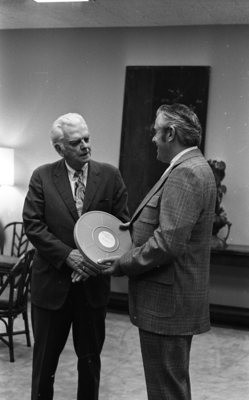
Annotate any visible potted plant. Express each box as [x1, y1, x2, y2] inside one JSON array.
[[208, 159, 232, 248]]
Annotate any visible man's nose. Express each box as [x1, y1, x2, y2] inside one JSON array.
[[80, 139, 88, 147]]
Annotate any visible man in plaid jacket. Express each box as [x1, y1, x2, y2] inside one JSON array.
[[99, 104, 217, 400]]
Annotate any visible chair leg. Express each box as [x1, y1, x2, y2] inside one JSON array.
[[23, 310, 31, 347], [8, 316, 15, 362]]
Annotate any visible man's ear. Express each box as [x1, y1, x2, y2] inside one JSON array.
[[167, 126, 176, 142], [55, 143, 64, 157]]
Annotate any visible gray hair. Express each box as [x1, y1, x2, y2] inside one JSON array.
[[50, 113, 88, 148], [156, 104, 202, 147]]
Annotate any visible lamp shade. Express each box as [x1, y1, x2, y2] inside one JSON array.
[[0, 148, 14, 186]]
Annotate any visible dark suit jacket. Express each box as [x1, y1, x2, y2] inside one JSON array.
[[22, 159, 129, 310], [119, 149, 217, 335]]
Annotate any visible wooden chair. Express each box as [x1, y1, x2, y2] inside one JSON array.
[[0, 222, 30, 257], [0, 248, 35, 362]]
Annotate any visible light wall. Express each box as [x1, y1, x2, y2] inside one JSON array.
[[0, 26, 248, 245]]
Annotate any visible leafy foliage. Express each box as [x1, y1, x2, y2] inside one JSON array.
[[208, 160, 231, 235]]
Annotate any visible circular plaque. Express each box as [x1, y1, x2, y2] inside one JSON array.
[[74, 211, 131, 268]]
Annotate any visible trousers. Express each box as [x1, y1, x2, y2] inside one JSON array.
[[139, 328, 193, 400], [31, 282, 106, 400]]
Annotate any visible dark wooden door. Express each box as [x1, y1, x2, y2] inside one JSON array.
[[119, 66, 210, 216]]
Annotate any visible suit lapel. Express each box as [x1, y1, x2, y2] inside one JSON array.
[[131, 148, 202, 223], [82, 160, 101, 212], [131, 168, 171, 222], [53, 159, 79, 221]]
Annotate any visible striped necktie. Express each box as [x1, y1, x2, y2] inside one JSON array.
[[74, 170, 86, 217]]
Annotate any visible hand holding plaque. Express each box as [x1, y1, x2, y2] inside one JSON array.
[[74, 211, 132, 270]]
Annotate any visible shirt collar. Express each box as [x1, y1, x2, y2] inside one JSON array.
[[170, 146, 198, 167], [65, 161, 88, 181], [161, 146, 198, 178]]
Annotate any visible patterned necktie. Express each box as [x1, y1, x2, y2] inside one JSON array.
[[74, 170, 86, 217]]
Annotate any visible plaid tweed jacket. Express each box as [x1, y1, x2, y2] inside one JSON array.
[[119, 148, 217, 335]]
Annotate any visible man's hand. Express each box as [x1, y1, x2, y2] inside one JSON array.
[[97, 256, 124, 277], [71, 270, 87, 283], [71, 271, 87, 283], [66, 249, 102, 282]]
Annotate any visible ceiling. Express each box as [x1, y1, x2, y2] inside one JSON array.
[[0, 0, 249, 30]]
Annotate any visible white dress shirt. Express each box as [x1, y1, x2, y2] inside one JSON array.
[[65, 161, 88, 200]]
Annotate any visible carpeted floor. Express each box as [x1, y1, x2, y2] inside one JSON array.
[[0, 304, 249, 399]]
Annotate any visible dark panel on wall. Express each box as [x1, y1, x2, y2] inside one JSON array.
[[119, 66, 210, 216]]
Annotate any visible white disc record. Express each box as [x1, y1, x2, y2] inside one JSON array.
[[74, 211, 131, 268]]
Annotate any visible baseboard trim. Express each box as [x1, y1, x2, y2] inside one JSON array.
[[107, 292, 128, 314], [108, 292, 249, 328], [210, 304, 249, 328]]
